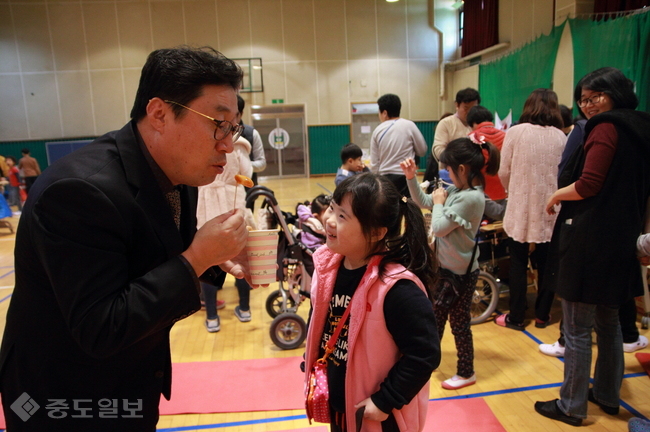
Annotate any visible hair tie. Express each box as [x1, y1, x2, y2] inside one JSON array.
[[401, 196, 408, 204], [481, 142, 489, 149], [469, 132, 486, 146]]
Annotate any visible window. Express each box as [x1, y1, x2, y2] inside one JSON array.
[[459, 5, 465, 46]]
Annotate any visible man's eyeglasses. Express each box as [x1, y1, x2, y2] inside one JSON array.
[[577, 93, 605, 108], [164, 100, 244, 142]]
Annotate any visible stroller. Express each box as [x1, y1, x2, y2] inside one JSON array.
[[246, 186, 314, 350]]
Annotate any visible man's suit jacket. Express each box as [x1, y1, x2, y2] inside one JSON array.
[[0, 121, 202, 431]]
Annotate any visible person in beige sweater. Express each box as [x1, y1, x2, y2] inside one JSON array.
[[432, 88, 480, 162]]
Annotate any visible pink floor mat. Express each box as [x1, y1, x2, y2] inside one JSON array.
[[159, 356, 305, 415], [425, 398, 506, 431]]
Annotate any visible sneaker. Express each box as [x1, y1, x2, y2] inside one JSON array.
[[624, 335, 648, 353], [629, 417, 650, 432], [539, 341, 565, 357], [441, 373, 476, 390], [234, 306, 251, 322], [535, 315, 551, 328], [205, 318, 220, 333], [494, 313, 525, 331], [217, 299, 226, 310]]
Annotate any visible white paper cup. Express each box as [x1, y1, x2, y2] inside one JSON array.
[[245, 229, 278, 285]]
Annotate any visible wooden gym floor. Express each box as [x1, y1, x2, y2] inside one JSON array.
[[0, 175, 647, 431]]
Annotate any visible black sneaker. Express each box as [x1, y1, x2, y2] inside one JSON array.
[[588, 389, 619, 415], [534, 400, 582, 427]]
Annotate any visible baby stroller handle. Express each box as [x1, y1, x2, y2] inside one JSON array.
[[245, 186, 278, 207]]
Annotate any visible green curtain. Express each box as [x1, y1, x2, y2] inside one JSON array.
[[479, 21, 566, 122], [634, 11, 650, 112], [570, 11, 650, 113]]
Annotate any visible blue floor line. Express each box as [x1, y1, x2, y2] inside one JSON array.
[[0, 269, 16, 279], [0, 293, 11, 304], [156, 414, 306, 431]]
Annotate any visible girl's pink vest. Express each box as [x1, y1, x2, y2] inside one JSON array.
[[304, 246, 430, 432]]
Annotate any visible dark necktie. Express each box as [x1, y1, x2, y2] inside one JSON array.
[[166, 188, 181, 230]]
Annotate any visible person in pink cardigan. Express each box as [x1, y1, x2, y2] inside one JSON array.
[[304, 173, 440, 432], [495, 89, 567, 330]]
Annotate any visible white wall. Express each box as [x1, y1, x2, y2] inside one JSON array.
[[0, 0, 442, 141]]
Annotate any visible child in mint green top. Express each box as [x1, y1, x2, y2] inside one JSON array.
[[401, 136, 500, 392]]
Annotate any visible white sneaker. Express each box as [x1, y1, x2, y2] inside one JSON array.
[[234, 306, 252, 322], [624, 335, 648, 353], [205, 318, 220, 333], [539, 341, 565, 357], [441, 373, 476, 390]]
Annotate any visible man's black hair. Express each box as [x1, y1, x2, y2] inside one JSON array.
[[455, 88, 481, 105], [130, 46, 243, 121], [377, 94, 401, 118]]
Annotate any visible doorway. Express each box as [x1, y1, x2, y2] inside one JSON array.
[[251, 105, 308, 178]]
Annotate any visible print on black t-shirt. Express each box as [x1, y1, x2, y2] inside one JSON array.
[[320, 263, 366, 413]]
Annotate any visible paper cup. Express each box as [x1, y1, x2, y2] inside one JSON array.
[[245, 229, 279, 285]]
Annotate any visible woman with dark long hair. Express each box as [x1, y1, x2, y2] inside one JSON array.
[[535, 67, 650, 426], [495, 89, 567, 331]]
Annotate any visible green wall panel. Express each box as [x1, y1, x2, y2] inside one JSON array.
[[308, 125, 351, 175], [414, 121, 437, 169]]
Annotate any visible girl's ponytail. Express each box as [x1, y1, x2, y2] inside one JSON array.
[[381, 197, 438, 300], [442, 137, 501, 188], [481, 142, 500, 176]]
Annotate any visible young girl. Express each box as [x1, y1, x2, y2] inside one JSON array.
[[304, 173, 440, 432], [401, 136, 499, 390], [196, 136, 256, 330], [296, 194, 330, 250]]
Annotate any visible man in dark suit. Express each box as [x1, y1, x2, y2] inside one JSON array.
[[0, 47, 253, 431]]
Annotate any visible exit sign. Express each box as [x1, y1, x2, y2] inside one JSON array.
[[272, 99, 284, 104]]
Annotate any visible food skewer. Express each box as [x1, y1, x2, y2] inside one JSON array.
[[234, 174, 254, 210]]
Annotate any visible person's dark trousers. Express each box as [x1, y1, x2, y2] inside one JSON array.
[[616, 298, 639, 343], [507, 239, 531, 325], [202, 272, 227, 320], [382, 174, 410, 198], [24, 176, 38, 195], [532, 242, 552, 321], [508, 240, 551, 324], [235, 278, 251, 311]]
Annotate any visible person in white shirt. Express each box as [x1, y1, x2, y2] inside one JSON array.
[[432, 88, 481, 162], [370, 93, 427, 197]]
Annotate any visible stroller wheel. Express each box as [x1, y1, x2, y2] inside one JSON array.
[[470, 271, 500, 325], [266, 289, 297, 318], [269, 313, 306, 350]]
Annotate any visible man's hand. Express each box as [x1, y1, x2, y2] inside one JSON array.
[[182, 209, 248, 276], [354, 398, 389, 422], [399, 158, 417, 180], [640, 256, 650, 266]]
